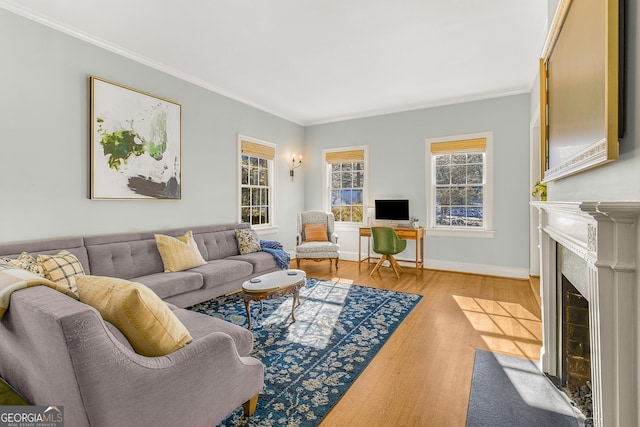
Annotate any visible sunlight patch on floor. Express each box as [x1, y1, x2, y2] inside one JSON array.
[[263, 281, 350, 350], [453, 295, 542, 359]]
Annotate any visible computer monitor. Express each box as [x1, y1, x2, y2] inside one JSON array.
[[374, 199, 410, 222]]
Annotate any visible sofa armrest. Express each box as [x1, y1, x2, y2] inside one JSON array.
[[331, 232, 339, 244], [296, 233, 302, 245], [64, 307, 264, 427]]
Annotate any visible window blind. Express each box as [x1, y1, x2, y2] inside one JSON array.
[[430, 138, 486, 154], [325, 149, 365, 164], [241, 140, 275, 160]]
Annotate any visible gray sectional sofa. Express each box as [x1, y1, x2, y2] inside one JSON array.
[[0, 223, 277, 427]]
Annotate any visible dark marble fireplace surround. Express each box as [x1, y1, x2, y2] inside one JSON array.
[[532, 202, 639, 427]]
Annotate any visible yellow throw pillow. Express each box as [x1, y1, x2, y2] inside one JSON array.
[[154, 231, 207, 272], [304, 223, 329, 242], [37, 250, 85, 296], [75, 275, 192, 357]]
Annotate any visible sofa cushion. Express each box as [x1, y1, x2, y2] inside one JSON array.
[[75, 275, 192, 357], [37, 250, 85, 296], [173, 309, 254, 357], [234, 229, 261, 255], [190, 260, 253, 289], [154, 231, 207, 273], [134, 271, 204, 299], [226, 252, 277, 274]]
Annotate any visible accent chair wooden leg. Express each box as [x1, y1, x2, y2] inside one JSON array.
[[370, 255, 387, 276], [296, 258, 301, 269], [243, 393, 259, 417], [389, 256, 402, 279], [335, 257, 339, 270]]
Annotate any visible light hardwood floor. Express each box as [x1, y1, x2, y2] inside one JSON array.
[[297, 259, 542, 427]]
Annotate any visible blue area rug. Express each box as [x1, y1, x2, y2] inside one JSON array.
[[187, 278, 422, 426], [466, 349, 584, 427]]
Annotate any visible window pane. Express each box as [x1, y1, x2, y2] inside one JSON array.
[[258, 158, 267, 168], [241, 166, 249, 185], [250, 157, 258, 166], [261, 188, 269, 206], [355, 162, 364, 170], [352, 189, 363, 204], [259, 168, 268, 186], [451, 165, 466, 184], [451, 187, 466, 205], [241, 188, 250, 206], [451, 207, 467, 226], [467, 186, 483, 205], [467, 164, 483, 184], [331, 206, 341, 220], [352, 204, 363, 222], [241, 155, 249, 166], [436, 187, 451, 206], [331, 173, 342, 189], [250, 167, 259, 185], [436, 155, 450, 165], [332, 164, 341, 173], [341, 171, 353, 188], [468, 154, 483, 164], [330, 190, 340, 205], [436, 165, 450, 185], [264, 207, 270, 224], [241, 207, 250, 223], [468, 208, 483, 227], [251, 208, 260, 225], [436, 207, 450, 225], [452, 154, 466, 164], [252, 188, 260, 205], [354, 171, 364, 187], [342, 162, 353, 172]]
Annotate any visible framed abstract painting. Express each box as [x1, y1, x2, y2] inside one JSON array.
[[90, 76, 182, 199]]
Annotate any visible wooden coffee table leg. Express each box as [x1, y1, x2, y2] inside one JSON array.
[[244, 299, 252, 330]]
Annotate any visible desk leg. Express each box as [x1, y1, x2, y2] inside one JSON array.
[[420, 235, 424, 273], [415, 237, 419, 273], [358, 235, 362, 271]]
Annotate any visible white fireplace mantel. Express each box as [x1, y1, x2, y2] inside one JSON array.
[[532, 201, 639, 427]]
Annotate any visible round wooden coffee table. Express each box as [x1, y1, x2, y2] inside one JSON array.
[[241, 269, 306, 329]]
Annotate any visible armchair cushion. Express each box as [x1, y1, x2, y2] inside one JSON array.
[[304, 223, 328, 242], [75, 275, 192, 357]]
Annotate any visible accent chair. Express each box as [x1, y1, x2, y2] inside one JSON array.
[[295, 211, 340, 270]]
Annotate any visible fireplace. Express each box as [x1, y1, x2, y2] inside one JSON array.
[[532, 202, 639, 427]]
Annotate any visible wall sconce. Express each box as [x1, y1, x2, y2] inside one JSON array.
[[290, 155, 302, 181]]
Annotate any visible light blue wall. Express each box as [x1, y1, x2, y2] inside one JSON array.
[[546, 0, 639, 201], [0, 9, 305, 249], [304, 94, 532, 273]]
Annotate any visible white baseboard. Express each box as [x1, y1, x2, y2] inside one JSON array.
[[335, 251, 529, 279]]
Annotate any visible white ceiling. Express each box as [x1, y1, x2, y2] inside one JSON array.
[[2, 0, 548, 125]]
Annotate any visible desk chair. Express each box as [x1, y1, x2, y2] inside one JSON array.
[[370, 227, 407, 279]]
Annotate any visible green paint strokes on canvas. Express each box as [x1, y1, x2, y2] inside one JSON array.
[[96, 110, 168, 171]]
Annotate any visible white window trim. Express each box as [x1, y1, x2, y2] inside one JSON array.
[[322, 145, 369, 225], [425, 131, 495, 238], [237, 134, 277, 230]]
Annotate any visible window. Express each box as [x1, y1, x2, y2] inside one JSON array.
[[425, 133, 494, 237], [324, 148, 367, 223], [239, 136, 275, 227]]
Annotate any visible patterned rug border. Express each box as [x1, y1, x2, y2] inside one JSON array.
[[187, 278, 422, 427]]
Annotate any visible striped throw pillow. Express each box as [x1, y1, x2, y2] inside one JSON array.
[[154, 231, 207, 272], [304, 223, 328, 242], [75, 275, 192, 356]]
